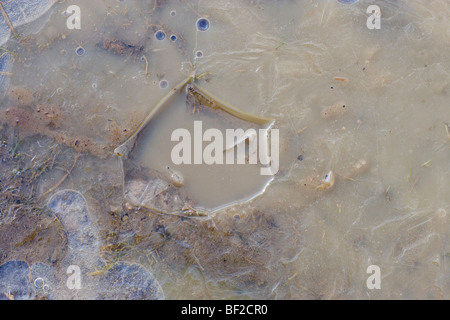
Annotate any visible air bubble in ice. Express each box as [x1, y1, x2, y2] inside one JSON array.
[[76, 46, 85, 56], [197, 18, 210, 31], [159, 80, 168, 89], [155, 30, 165, 40]]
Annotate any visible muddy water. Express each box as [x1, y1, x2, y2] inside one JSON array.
[[0, 0, 449, 299], [128, 88, 275, 210]]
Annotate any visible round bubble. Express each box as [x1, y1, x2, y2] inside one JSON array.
[[155, 30, 165, 40], [159, 80, 168, 89], [196, 18, 210, 31], [76, 46, 85, 56], [34, 277, 44, 289]]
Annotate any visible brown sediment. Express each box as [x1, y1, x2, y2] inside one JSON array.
[[53, 133, 103, 155], [0, 213, 67, 266], [0, 106, 107, 156], [99, 202, 290, 293], [35, 105, 64, 128], [8, 87, 35, 107], [333, 76, 349, 83], [0, 131, 68, 266], [99, 38, 145, 56], [1, 84, 125, 157], [321, 101, 349, 119], [108, 120, 132, 144]]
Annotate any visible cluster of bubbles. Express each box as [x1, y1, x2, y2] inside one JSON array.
[[154, 16, 210, 42], [152, 15, 211, 90]]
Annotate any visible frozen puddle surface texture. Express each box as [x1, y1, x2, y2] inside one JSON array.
[[0, 0, 55, 46], [48, 190, 99, 252], [0, 261, 32, 300], [0, 0, 55, 96], [48, 190, 164, 299], [0, 190, 164, 300], [0, 0, 449, 299]]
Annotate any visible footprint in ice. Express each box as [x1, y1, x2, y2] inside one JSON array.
[[48, 190, 100, 253], [0, 190, 164, 300]]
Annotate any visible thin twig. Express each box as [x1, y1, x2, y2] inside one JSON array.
[[142, 55, 149, 77], [335, 172, 355, 182], [445, 123, 450, 141], [40, 153, 80, 198], [409, 176, 420, 193]]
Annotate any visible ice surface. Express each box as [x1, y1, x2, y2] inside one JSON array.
[[0, 0, 449, 300], [0, 260, 31, 300], [48, 190, 99, 253], [0, 0, 55, 46], [46, 190, 163, 300]]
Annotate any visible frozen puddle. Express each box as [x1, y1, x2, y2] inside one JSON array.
[[0, 0, 449, 299]]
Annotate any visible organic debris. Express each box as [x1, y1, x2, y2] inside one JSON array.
[[99, 38, 144, 56], [321, 101, 349, 119]]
